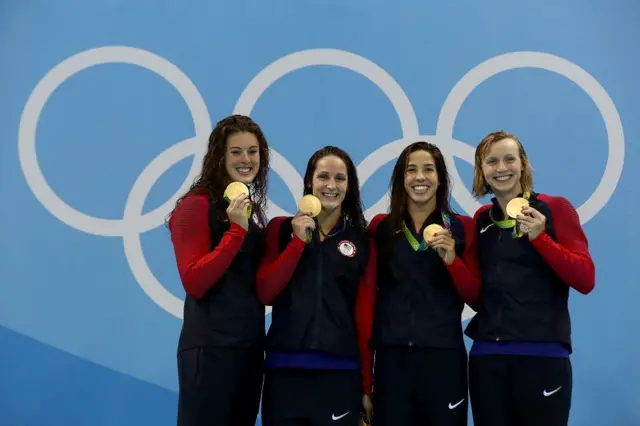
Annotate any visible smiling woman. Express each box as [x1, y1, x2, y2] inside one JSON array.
[[166, 114, 271, 426], [465, 130, 596, 426], [357, 141, 480, 426], [256, 146, 373, 426]]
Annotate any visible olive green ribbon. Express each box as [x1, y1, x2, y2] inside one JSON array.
[[490, 191, 531, 238], [402, 212, 451, 251]]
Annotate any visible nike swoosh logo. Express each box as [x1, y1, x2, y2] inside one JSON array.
[[480, 224, 494, 233], [543, 386, 562, 397], [448, 398, 464, 409], [332, 411, 350, 420]]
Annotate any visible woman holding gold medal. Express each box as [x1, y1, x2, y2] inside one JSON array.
[[167, 115, 270, 426], [358, 142, 481, 426], [257, 146, 374, 426], [465, 130, 596, 426]]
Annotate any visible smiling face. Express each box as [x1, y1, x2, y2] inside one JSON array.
[[387, 142, 453, 232], [404, 150, 439, 207], [311, 155, 348, 213], [481, 137, 523, 197], [224, 131, 260, 185]]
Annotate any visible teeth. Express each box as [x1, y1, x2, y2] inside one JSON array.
[[412, 185, 429, 193], [237, 167, 251, 173], [323, 193, 338, 197], [494, 175, 511, 182]]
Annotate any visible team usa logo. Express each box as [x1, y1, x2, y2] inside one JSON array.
[[337, 240, 357, 258]]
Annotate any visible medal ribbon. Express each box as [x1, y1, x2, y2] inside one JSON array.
[[402, 212, 451, 251], [490, 191, 531, 238], [305, 217, 319, 243]]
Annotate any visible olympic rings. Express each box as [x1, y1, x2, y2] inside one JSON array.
[[18, 47, 624, 321]]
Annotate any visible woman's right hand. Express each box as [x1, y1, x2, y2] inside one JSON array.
[[226, 193, 251, 230], [291, 211, 316, 242]]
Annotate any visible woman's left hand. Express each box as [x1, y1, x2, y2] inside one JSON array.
[[429, 231, 456, 265], [517, 206, 547, 240], [362, 394, 373, 424]]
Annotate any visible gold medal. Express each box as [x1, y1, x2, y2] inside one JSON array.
[[506, 197, 529, 219], [297, 194, 322, 217], [423, 223, 444, 242], [297, 195, 321, 243], [224, 181, 249, 201], [224, 182, 251, 217]]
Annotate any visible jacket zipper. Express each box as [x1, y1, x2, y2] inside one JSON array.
[[313, 238, 323, 346], [495, 229, 503, 342]]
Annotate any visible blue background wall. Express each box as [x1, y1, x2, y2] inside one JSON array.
[[1, 1, 638, 425]]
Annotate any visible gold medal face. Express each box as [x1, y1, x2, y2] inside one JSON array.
[[223, 181, 249, 201], [224, 182, 252, 217], [506, 197, 529, 218], [298, 194, 322, 217], [423, 223, 444, 242]]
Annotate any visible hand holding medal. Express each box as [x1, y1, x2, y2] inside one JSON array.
[[507, 197, 546, 240], [423, 223, 456, 265], [292, 195, 321, 243], [224, 182, 252, 230]]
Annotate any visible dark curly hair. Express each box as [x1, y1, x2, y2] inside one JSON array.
[[302, 146, 367, 230], [168, 115, 270, 225]]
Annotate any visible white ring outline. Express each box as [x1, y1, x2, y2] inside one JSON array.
[[122, 137, 201, 318], [17, 47, 624, 321], [435, 51, 625, 223], [18, 46, 211, 237], [18, 46, 211, 317], [232, 48, 420, 219]]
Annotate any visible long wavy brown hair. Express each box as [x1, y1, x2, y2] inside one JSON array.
[[168, 114, 270, 225], [387, 141, 454, 232], [302, 146, 367, 230]]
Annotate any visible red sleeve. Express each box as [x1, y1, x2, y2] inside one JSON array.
[[168, 194, 247, 300], [530, 195, 595, 294], [356, 237, 377, 397], [445, 214, 482, 308], [368, 213, 387, 236], [256, 217, 307, 304]]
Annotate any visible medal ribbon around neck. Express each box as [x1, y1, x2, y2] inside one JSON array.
[[402, 212, 451, 251], [305, 217, 319, 243], [490, 191, 531, 238]]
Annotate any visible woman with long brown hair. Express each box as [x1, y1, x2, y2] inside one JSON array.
[[358, 141, 480, 426], [167, 114, 270, 426], [256, 145, 374, 426], [465, 130, 595, 426]]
